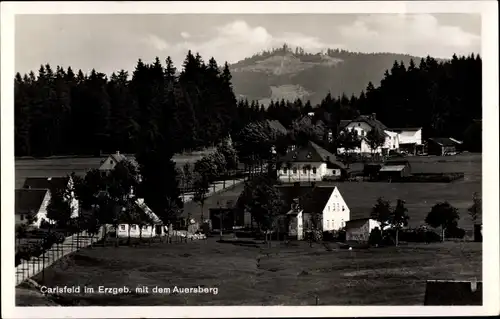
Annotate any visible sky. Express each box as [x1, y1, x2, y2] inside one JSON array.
[[15, 13, 481, 76]]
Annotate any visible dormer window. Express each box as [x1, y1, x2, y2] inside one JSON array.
[[358, 123, 361, 126], [306, 152, 312, 159], [292, 153, 297, 160]]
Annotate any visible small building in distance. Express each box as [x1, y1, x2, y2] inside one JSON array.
[[99, 151, 138, 175], [15, 189, 51, 227], [427, 138, 462, 156], [378, 159, 412, 182], [279, 141, 346, 183], [424, 280, 482, 305], [345, 218, 381, 243]]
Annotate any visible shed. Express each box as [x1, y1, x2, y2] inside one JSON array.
[[424, 280, 482, 305], [345, 218, 381, 243], [427, 138, 461, 156], [378, 160, 412, 181]]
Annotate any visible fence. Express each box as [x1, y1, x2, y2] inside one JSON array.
[[15, 227, 105, 286]]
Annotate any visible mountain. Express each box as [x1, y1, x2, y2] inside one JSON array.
[[229, 45, 434, 106]]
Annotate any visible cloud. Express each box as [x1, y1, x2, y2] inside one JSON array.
[[180, 31, 191, 39], [142, 34, 169, 51], [338, 14, 480, 58], [140, 20, 341, 66]]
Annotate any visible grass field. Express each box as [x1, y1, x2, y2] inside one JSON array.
[[19, 238, 481, 306]]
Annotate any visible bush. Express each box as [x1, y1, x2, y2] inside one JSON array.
[[396, 228, 442, 243], [368, 227, 382, 246], [322, 231, 335, 241], [445, 226, 466, 239]]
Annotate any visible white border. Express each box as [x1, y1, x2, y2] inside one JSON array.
[[1, 1, 498, 318]]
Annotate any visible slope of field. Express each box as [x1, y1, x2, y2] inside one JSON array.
[[20, 239, 481, 306]]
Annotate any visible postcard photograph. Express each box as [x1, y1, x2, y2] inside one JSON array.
[[1, 1, 499, 318]]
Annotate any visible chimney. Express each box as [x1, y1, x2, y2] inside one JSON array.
[[116, 150, 120, 156]]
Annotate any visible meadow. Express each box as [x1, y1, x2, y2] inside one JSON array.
[[18, 238, 481, 306]]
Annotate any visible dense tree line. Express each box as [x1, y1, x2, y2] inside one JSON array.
[[14, 52, 264, 157]]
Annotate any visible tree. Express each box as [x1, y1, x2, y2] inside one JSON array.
[[236, 175, 283, 240], [468, 192, 481, 224], [468, 192, 481, 239], [365, 127, 386, 158], [425, 201, 460, 241], [390, 199, 410, 246], [370, 197, 392, 236], [46, 188, 73, 228], [192, 172, 210, 222]]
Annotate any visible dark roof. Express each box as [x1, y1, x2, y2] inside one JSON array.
[[389, 127, 422, 132], [345, 218, 372, 229], [280, 141, 345, 169], [23, 177, 69, 192], [277, 185, 336, 215], [385, 159, 411, 167], [339, 120, 351, 129], [428, 137, 461, 147], [15, 189, 48, 215], [340, 115, 388, 132], [266, 119, 288, 135], [424, 280, 482, 305]]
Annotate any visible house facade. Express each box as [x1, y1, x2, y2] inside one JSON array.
[[277, 184, 351, 240], [338, 114, 400, 154], [390, 127, 423, 154], [113, 198, 165, 238], [345, 218, 381, 243], [15, 189, 51, 227], [279, 141, 345, 182], [99, 151, 138, 174]]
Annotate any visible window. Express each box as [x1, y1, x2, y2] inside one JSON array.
[[327, 220, 330, 228], [312, 167, 317, 174], [131, 225, 137, 230], [283, 167, 287, 174], [337, 203, 340, 211], [342, 205, 345, 211], [293, 167, 297, 174], [361, 130, 365, 136], [303, 167, 307, 174], [143, 225, 149, 230], [358, 123, 361, 126], [120, 225, 126, 231], [110, 160, 114, 164], [328, 206, 330, 211], [20, 214, 24, 221]]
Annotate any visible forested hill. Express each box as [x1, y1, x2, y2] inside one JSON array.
[[229, 44, 434, 106]]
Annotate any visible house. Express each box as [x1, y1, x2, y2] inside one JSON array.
[[23, 176, 79, 219], [427, 138, 462, 156], [276, 183, 350, 240], [99, 151, 138, 175], [345, 218, 381, 243], [389, 127, 423, 154], [424, 280, 482, 305], [279, 141, 346, 182], [15, 189, 51, 227], [338, 114, 400, 155], [378, 159, 412, 181], [113, 198, 166, 238]]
